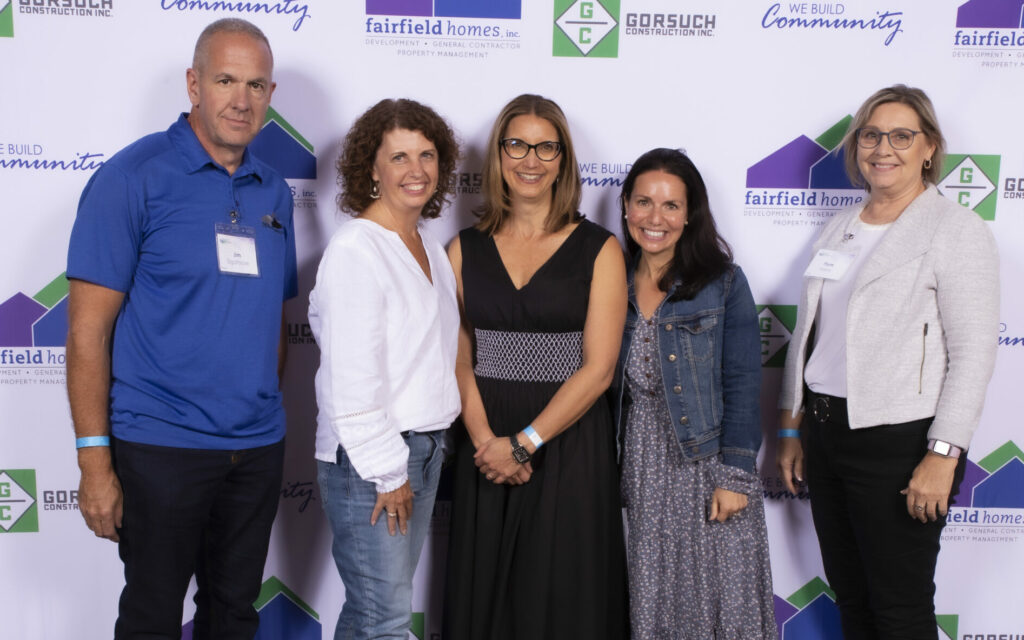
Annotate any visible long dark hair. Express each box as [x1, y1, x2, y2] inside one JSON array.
[[620, 148, 732, 300]]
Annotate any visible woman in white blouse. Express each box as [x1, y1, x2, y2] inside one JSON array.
[[308, 99, 461, 640]]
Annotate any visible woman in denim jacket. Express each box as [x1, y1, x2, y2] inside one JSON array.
[[614, 148, 776, 640]]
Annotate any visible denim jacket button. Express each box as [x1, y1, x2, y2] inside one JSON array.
[[690, 446, 699, 454], [665, 323, 673, 331], [667, 354, 677, 362], [673, 385, 682, 394], [678, 415, 688, 425]]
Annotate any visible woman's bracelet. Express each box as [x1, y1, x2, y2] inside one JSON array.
[[523, 425, 543, 449], [777, 429, 801, 439]]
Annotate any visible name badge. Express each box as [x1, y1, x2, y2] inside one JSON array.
[[215, 223, 260, 277], [804, 249, 856, 281]]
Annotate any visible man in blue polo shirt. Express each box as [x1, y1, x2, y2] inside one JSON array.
[[65, 18, 297, 639]]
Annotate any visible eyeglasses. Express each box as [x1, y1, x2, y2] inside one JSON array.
[[855, 127, 922, 150], [500, 138, 563, 161]]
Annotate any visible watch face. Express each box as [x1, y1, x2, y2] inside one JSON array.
[[933, 441, 952, 456], [510, 436, 530, 463]]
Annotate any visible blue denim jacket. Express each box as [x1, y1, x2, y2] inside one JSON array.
[[613, 263, 763, 473]]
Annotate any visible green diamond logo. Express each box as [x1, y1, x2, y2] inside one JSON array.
[[757, 305, 796, 368], [0, 470, 38, 533], [554, 0, 619, 58], [939, 154, 1000, 220]]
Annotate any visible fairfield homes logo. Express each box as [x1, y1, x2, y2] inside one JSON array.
[[183, 577, 320, 639], [743, 116, 865, 227], [945, 440, 1024, 541], [250, 107, 316, 181], [774, 577, 956, 639], [0, 273, 69, 384], [0, 469, 38, 533]]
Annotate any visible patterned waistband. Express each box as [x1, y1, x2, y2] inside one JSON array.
[[474, 329, 583, 382]]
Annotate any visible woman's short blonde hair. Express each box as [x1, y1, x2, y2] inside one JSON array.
[[843, 84, 946, 190]]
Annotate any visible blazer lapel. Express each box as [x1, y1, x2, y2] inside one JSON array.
[[853, 186, 939, 291]]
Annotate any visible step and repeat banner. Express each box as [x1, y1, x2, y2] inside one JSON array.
[[2, 1, 1022, 638]]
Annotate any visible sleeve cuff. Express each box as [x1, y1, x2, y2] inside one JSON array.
[[712, 458, 761, 495]]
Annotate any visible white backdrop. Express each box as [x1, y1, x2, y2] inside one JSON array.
[[2, 1, 1022, 638]]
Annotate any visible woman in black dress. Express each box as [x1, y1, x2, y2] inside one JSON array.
[[444, 94, 629, 639]]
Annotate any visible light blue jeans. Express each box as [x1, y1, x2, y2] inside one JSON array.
[[317, 430, 446, 640]]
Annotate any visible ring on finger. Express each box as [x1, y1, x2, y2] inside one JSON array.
[[914, 505, 925, 511], [387, 511, 398, 517]]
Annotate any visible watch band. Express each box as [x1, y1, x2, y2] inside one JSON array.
[[928, 439, 962, 459]]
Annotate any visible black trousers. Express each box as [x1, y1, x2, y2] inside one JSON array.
[[804, 399, 966, 640], [112, 437, 285, 640]]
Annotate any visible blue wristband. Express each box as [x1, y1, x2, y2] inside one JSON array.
[[523, 425, 544, 449], [76, 436, 110, 449], [777, 429, 801, 439]]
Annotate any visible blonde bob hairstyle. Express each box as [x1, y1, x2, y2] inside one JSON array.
[[476, 94, 582, 234], [842, 84, 946, 191]]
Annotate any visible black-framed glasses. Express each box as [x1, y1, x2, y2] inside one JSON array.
[[855, 127, 922, 150], [500, 138, 563, 161]]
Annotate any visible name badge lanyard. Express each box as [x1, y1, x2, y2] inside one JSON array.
[[215, 208, 260, 278], [803, 216, 861, 281]]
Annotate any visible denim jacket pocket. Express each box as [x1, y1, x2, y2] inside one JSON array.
[[676, 312, 717, 364]]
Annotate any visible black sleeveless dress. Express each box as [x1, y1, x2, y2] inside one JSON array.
[[444, 219, 628, 640]]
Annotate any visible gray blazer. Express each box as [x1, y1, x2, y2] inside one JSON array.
[[780, 185, 999, 449]]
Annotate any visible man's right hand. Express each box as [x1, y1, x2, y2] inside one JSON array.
[[78, 448, 123, 542]]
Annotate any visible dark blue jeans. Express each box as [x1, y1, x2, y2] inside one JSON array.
[[112, 437, 284, 640], [805, 411, 966, 640]]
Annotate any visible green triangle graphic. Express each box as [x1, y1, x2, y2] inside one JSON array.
[[410, 612, 425, 640], [264, 107, 314, 154], [978, 441, 1024, 474], [0, 2, 14, 39], [815, 116, 853, 151], [936, 614, 958, 640], [787, 576, 836, 609], [254, 576, 319, 620], [33, 273, 69, 309]]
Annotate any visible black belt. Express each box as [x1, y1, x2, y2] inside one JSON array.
[[806, 390, 849, 425]]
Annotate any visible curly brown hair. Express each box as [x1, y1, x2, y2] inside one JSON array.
[[337, 99, 459, 219]]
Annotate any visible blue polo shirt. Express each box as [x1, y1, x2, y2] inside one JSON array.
[[67, 114, 298, 450]]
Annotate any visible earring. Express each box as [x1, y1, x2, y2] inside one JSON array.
[[923, 158, 932, 170], [370, 181, 381, 199]]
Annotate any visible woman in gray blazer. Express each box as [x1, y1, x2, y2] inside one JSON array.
[[776, 85, 999, 639]]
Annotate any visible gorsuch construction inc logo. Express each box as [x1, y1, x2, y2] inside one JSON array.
[[757, 305, 796, 368], [944, 441, 1024, 544], [1, 1, 14, 37], [554, 0, 620, 57], [0, 469, 39, 533], [183, 577, 320, 639], [0, 273, 68, 386], [938, 154, 1000, 220], [743, 116, 864, 227]]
